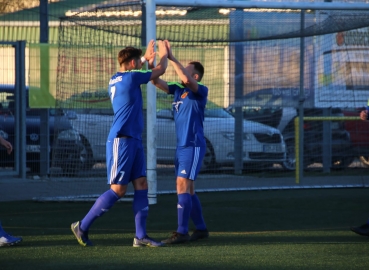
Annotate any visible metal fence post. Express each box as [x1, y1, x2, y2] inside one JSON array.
[[15, 41, 27, 179]]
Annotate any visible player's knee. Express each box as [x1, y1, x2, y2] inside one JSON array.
[[136, 182, 148, 190], [110, 184, 127, 198], [132, 177, 148, 190], [176, 177, 192, 194]]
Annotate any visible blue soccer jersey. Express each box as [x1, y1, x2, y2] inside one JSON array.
[[107, 70, 152, 140], [168, 82, 208, 147]]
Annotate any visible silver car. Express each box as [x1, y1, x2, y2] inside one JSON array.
[[69, 104, 286, 171]]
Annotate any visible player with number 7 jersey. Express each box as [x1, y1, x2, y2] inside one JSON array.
[[71, 40, 169, 248]]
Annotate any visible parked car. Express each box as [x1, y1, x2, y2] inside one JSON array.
[[70, 100, 286, 170], [0, 85, 83, 174], [227, 88, 353, 170], [342, 107, 369, 167]]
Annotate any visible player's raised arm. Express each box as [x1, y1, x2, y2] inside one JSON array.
[[149, 55, 169, 93], [147, 43, 169, 93], [166, 40, 199, 93], [141, 39, 156, 64], [150, 77, 169, 94], [149, 40, 168, 81]]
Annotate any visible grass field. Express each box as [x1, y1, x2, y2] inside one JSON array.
[[1, 188, 369, 269]]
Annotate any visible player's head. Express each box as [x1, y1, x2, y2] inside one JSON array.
[[118, 47, 143, 70], [186, 61, 204, 82]]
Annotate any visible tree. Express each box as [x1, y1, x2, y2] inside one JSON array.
[[0, 0, 59, 15]]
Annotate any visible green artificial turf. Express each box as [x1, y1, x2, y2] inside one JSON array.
[[1, 189, 369, 270]]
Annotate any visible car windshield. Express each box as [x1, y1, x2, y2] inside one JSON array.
[[242, 92, 291, 108], [239, 88, 313, 109], [205, 100, 233, 118], [205, 108, 233, 118]]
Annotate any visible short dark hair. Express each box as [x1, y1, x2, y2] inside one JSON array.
[[118, 47, 142, 66], [189, 61, 204, 81]]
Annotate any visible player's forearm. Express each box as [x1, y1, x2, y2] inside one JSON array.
[[149, 56, 169, 93], [171, 60, 186, 80], [156, 55, 168, 75], [150, 77, 160, 87], [150, 55, 168, 80], [170, 58, 195, 87], [151, 78, 169, 93]]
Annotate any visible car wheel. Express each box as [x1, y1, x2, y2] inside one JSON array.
[[281, 140, 296, 171], [202, 138, 216, 170], [61, 136, 94, 176], [78, 136, 94, 170], [359, 156, 369, 167], [281, 139, 311, 171]]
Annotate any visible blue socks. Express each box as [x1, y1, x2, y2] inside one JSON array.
[[133, 189, 149, 239], [177, 194, 207, 234], [80, 189, 120, 232], [190, 194, 207, 230], [177, 193, 192, 235], [80, 189, 149, 239]]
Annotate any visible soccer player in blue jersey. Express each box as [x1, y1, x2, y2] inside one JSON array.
[[71, 40, 168, 247], [150, 40, 209, 244]]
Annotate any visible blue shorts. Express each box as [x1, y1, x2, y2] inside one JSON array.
[[175, 146, 206, 181], [106, 137, 146, 185]]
